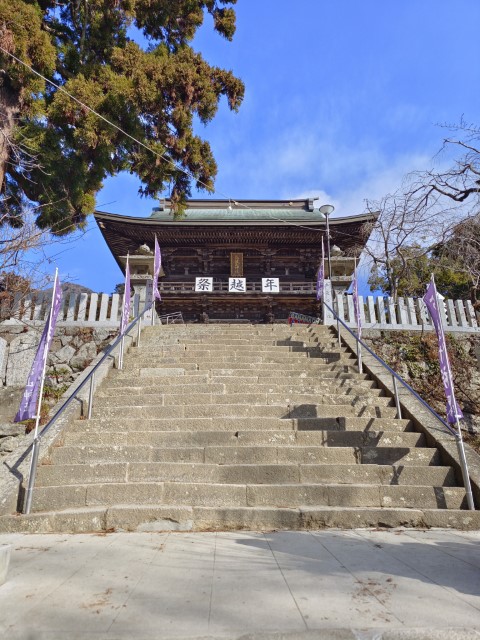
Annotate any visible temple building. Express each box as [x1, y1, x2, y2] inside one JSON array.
[[94, 198, 376, 322]]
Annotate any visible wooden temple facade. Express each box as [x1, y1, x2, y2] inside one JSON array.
[[94, 198, 376, 322]]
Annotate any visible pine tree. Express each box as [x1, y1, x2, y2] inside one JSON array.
[[0, 0, 244, 233]]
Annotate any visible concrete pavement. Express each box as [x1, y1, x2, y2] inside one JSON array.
[[0, 529, 479, 639]]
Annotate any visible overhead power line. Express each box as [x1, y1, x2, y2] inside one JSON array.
[[0, 45, 353, 234]]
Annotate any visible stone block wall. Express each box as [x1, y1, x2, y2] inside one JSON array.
[[0, 324, 118, 401], [0, 324, 118, 458]]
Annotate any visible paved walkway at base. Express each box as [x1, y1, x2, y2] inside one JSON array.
[[0, 529, 479, 640]]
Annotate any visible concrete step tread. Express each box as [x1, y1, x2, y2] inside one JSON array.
[[44, 447, 440, 467], [62, 428, 423, 447], [48, 443, 437, 455], [29, 482, 467, 512], [93, 392, 393, 408], [34, 479, 463, 491], [119, 363, 362, 374], [98, 380, 380, 394], [37, 448, 441, 485], [127, 352, 355, 362], [95, 386, 384, 401], [70, 416, 413, 432], [35, 462, 457, 487], [127, 357, 356, 367], [133, 344, 348, 352], [91, 404, 396, 419], [2, 505, 478, 533], [46, 444, 360, 465], [108, 365, 369, 385], [94, 395, 396, 418]]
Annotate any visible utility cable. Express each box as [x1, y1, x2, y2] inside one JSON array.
[[0, 45, 357, 234]]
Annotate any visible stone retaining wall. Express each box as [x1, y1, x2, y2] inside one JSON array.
[[360, 330, 480, 433], [0, 324, 117, 458], [0, 324, 118, 394]]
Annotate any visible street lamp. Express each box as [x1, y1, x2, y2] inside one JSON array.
[[319, 204, 335, 280]]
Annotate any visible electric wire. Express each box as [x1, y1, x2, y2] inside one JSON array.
[[0, 45, 367, 234]]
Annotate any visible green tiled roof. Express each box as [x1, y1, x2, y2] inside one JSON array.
[[149, 207, 324, 222]]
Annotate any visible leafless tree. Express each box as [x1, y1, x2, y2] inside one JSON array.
[[441, 213, 480, 310], [360, 121, 480, 303], [414, 120, 480, 206], [0, 203, 86, 319], [361, 183, 458, 301]]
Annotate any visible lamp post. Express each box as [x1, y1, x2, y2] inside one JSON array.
[[319, 204, 335, 281]]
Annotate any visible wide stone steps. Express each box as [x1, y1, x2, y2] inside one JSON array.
[[44, 443, 438, 466], [93, 392, 393, 409], [30, 482, 466, 512], [106, 369, 370, 385], [36, 462, 455, 487], [5, 505, 479, 534], [66, 416, 415, 434], [126, 359, 357, 371], [89, 403, 397, 420], [62, 427, 422, 447], [140, 326, 333, 335], [128, 359, 358, 370], [115, 363, 362, 376], [1, 322, 476, 534], [96, 380, 381, 397], [134, 341, 347, 351], [133, 342, 350, 352]]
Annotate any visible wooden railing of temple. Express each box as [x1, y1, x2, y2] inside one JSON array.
[[2, 286, 479, 333]]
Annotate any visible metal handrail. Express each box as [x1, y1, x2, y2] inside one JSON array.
[[322, 300, 475, 510], [159, 312, 184, 325], [23, 305, 151, 514]]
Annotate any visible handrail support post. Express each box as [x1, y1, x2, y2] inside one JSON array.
[[87, 372, 95, 420], [24, 437, 41, 515], [455, 419, 475, 510], [392, 375, 402, 419], [119, 336, 125, 369]]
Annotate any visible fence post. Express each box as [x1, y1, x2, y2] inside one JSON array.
[[323, 280, 335, 326]]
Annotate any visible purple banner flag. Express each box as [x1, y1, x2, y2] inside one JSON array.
[[423, 276, 463, 424], [153, 235, 161, 301], [15, 272, 63, 423], [120, 260, 131, 335], [352, 261, 362, 339], [316, 239, 325, 301]]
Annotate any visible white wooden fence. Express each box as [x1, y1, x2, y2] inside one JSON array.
[[332, 292, 480, 333], [2, 290, 479, 333], [3, 292, 141, 326]]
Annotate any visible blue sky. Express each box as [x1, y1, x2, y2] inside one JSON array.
[[48, 0, 480, 294]]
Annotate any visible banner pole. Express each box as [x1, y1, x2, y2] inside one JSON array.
[[357, 341, 363, 374], [32, 268, 58, 440], [434, 276, 474, 509], [424, 275, 475, 510]]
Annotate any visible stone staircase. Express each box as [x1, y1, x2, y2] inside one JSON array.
[[2, 323, 477, 532]]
